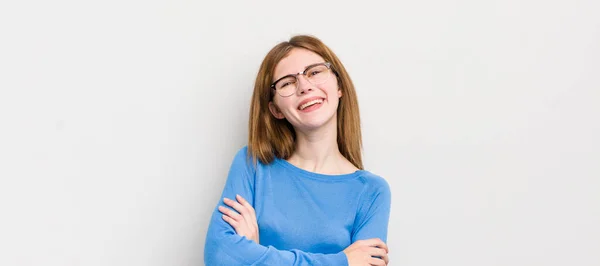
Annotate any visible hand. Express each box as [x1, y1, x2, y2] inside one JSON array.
[[218, 194, 259, 244], [343, 238, 389, 266]]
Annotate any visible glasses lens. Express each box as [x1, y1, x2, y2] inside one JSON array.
[[306, 64, 330, 85], [275, 76, 297, 97]]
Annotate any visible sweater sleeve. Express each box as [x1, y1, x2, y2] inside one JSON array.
[[203, 147, 349, 266], [351, 175, 392, 243]]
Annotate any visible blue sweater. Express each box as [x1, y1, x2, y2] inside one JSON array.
[[204, 146, 391, 265]]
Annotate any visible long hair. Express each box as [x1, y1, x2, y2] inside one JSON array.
[[248, 35, 363, 169]]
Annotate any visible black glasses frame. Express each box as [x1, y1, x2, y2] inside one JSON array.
[[270, 62, 334, 92]]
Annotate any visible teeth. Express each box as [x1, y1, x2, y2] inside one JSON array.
[[300, 99, 323, 110]]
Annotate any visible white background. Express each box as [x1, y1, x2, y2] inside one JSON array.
[[1, 0, 599, 265]]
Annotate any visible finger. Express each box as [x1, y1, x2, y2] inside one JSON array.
[[221, 214, 239, 227], [235, 195, 256, 229], [235, 195, 258, 230], [218, 206, 242, 221], [369, 248, 389, 264], [224, 198, 254, 232], [368, 257, 386, 266], [383, 252, 389, 264], [236, 195, 257, 221], [362, 238, 388, 253], [224, 198, 249, 217]]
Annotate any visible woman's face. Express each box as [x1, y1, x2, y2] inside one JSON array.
[[269, 48, 342, 132]]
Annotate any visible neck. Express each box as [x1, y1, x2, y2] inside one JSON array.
[[288, 116, 353, 174]]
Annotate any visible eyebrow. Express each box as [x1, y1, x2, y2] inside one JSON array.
[[272, 62, 326, 84]]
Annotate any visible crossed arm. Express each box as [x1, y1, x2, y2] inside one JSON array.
[[215, 194, 389, 266], [203, 148, 391, 265]]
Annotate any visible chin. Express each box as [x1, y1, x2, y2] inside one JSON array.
[[296, 113, 337, 131]]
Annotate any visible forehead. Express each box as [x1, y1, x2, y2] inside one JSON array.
[[273, 48, 325, 80]]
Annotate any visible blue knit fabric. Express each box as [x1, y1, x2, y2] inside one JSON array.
[[204, 146, 391, 265]]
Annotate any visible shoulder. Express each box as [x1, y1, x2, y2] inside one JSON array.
[[233, 145, 250, 160], [230, 146, 257, 174], [358, 171, 390, 191], [357, 171, 391, 201]]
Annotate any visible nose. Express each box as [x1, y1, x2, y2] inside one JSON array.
[[296, 75, 314, 95]]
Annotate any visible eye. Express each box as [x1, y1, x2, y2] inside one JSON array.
[[307, 65, 328, 77], [278, 78, 296, 89]]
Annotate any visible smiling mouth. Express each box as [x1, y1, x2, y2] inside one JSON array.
[[298, 98, 324, 110]]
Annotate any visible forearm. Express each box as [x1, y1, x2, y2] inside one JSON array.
[[204, 214, 348, 266]]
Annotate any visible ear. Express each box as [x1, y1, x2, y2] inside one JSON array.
[[269, 101, 285, 119], [337, 88, 342, 98]]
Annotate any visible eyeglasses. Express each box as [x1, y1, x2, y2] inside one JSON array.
[[270, 62, 333, 97]]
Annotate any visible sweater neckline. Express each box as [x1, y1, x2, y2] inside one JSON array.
[[274, 157, 365, 182]]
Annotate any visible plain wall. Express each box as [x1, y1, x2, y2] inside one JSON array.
[[1, 0, 599, 265]]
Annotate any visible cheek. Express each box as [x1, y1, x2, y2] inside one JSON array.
[[325, 84, 340, 99], [275, 98, 296, 113]]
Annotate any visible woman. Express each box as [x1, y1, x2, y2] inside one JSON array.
[[204, 35, 391, 266]]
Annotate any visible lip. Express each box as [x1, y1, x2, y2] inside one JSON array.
[[297, 96, 326, 110]]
